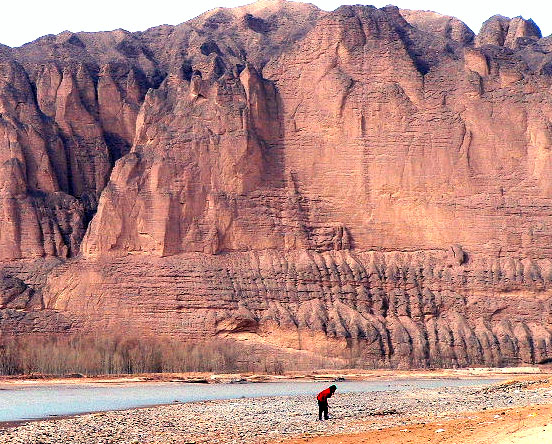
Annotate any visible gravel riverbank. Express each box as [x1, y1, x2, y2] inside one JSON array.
[[1, 379, 552, 444]]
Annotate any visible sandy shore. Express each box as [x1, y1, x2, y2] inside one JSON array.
[[282, 403, 552, 444], [0, 366, 544, 386], [1, 375, 552, 443]]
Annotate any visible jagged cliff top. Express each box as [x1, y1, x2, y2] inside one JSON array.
[[3, 0, 548, 53], [2, 1, 549, 86]]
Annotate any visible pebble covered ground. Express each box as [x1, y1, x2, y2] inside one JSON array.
[[1, 380, 551, 443]]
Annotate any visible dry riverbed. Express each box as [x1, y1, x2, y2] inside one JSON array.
[[2, 375, 552, 443]]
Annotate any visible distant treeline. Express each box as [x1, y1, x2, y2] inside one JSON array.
[[0, 334, 295, 376]]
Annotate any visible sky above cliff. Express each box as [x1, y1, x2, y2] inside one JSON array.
[[1, 0, 551, 47]]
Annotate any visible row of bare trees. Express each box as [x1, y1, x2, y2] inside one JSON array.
[[0, 334, 275, 376]]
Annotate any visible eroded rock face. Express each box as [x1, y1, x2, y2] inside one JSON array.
[[0, 41, 156, 259], [82, 63, 280, 256], [2, 1, 552, 368], [43, 250, 552, 368]]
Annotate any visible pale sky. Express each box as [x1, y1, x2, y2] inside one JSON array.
[[1, 0, 551, 48]]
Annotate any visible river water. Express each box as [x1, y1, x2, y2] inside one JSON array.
[[0, 377, 503, 423]]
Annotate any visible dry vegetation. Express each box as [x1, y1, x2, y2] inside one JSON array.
[[0, 334, 295, 376]]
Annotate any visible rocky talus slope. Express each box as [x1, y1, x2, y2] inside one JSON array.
[[1, 0, 552, 368]]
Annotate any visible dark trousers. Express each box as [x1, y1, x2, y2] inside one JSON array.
[[318, 400, 328, 420]]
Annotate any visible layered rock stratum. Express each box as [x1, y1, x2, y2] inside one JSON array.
[[1, 0, 552, 368]]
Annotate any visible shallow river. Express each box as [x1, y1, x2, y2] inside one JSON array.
[[0, 377, 503, 423]]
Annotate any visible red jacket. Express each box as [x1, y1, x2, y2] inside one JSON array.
[[317, 388, 333, 402]]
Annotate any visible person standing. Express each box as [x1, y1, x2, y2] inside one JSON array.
[[316, 384, 336, 420]]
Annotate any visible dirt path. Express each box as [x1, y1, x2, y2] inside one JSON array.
[[281, 404, 552, 444]]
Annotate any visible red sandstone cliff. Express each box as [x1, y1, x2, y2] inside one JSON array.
[[1, 0, 552, 368]]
